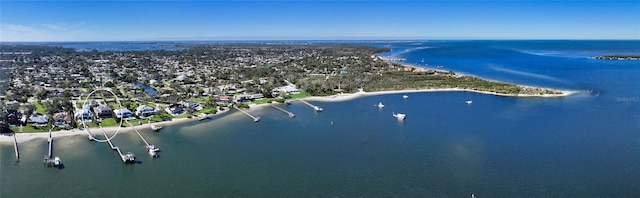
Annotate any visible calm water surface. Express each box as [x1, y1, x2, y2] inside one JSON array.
[[2, 41, 640, 196]]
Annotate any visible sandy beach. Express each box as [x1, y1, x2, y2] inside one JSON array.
[[303, 87, 580, 103]]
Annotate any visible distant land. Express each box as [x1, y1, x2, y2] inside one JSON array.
[[592, 55, 640, 60]]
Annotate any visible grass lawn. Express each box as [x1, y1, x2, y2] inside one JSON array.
[[198, 107, 217, 115], [21, 124, 50, 133], [100, 118, 119, 127], [190, 97, 209, 104], [252, 98, 271, 104], [32, 102, 47, 114], [149, 115, 166, 122], [173, 114, 193, 119], [286, 90, 311, 99]]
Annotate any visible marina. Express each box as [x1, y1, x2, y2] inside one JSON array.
[[271, 104, 295, 118]]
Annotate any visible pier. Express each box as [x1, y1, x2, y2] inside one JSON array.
[[43, 126, 61, 167], [13, 133, 19, 161], [299, 100, 323, 112], [126, 121, 159, 158], [271, 104, 295, 118], [100, 127, 135, 163], [233, 106, 260, 122]]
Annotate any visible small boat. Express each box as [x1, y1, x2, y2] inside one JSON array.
[[148, 149, 158, 158], [314, 106, 323, 112], [53, 157, 61, 166], [393, 112, 406, 120], [465, 100, 473, 104], [124, 152, 136, 163], [254, 117, 261, 122], [402, 95, 409, 99], [151, 125, 163, 131], [146, 145, 160, 152], [377, 102, 385, 108], [421, 58, 424, 63]]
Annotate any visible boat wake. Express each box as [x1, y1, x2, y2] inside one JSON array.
[[489, 65, 567, 83]]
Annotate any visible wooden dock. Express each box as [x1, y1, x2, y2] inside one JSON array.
[[299, 100, 323, 112], [126, 120, 159, 158], [233, 106, 260, 122], [271, 104, 295, 118], [99, 127, 134, 163], [13, 133, 19, 161]]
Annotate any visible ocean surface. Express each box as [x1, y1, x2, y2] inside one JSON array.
[[2, 40, 640, 197]]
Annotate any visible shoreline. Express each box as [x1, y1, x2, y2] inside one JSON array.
[[302, 87, 581, 103], [0, 107, 231, 144]]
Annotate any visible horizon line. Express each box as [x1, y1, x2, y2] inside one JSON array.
[[2, 38, 639, 43]]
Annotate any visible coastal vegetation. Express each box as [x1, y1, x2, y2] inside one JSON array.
[[0, 43, 566, 133]]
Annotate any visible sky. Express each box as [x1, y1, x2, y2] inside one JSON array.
[[1, 1, 639, 41]]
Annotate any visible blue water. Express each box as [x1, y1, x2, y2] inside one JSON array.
[[2, 40, 640, 196], [135, 82, 158, 95], [54, 42, 186, 52]]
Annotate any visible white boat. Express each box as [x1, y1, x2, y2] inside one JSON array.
[[151, 125, 163, 131], [149, 149, 157, 157], [53, 157, 61, 166], [377, 102, 385, 108], [313, 106, 323, 112], [402, 95, 409, 99], [393, 112, 406, 120], [421, 58, 424, 63], [146, 144, 160, 152], [124, 152, 136, 162], [465, 100, 473, 104]]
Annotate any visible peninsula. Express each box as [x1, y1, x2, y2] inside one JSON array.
[[0, 43, 571, 136]]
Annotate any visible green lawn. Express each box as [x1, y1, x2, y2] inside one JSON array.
[[197, 107, 217, 115], [9, 124, 51, 133], [32, 102, 47, 114], [149, 115, 167, 122], [100, 118, 119, 127], [286, 90, 311, 99], [252, 98, 271, 104], [173, 114, 193, 119], [21, 124, 50, 133], [190, 97, 209, 104]]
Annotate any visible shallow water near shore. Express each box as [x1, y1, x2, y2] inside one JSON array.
[[2, 41, 640, 196]]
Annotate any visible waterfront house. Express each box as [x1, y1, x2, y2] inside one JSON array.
[[180, 101, 202, 111], [165, 103, 185, 115], [214, 95, 231, 105], [74, 107, 93, 123], [135, 105, 156, 118], [6, 109, 22, 126], [93, 105, 113, 119], [114, 108, 135, 120], [28, 113, 49, 126], [53, 112, 72, 127]]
